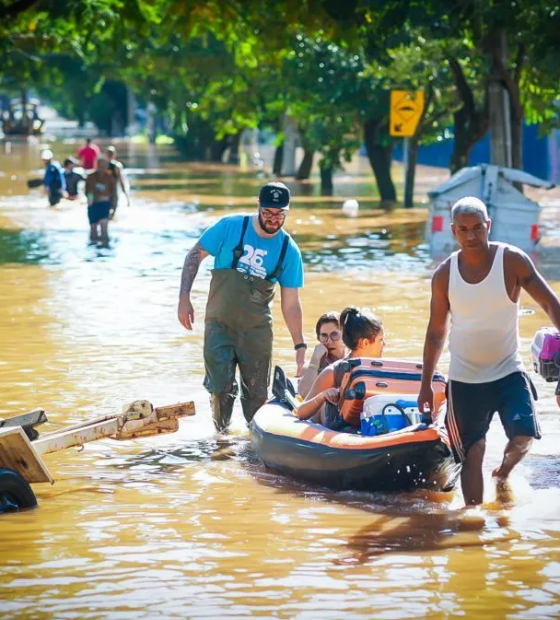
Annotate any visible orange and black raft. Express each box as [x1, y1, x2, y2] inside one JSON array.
[[249, 361, 459, 493]]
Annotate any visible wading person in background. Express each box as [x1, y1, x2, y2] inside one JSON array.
[[418, 197, 560, 506], [177, 181, 305, 432], [106, 145, 130, 218], [84, 157, 116, 247], [41, 149, 65, 207], [77, 138, 100, 171], [298, 311, 346, 398], [63, 157, 85, 200]]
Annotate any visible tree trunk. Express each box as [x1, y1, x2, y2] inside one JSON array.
[[487, 30, 513, 167], [273, 141, 284, 175], [209, 136, 229, 162], [450, 104, 490, 173], [404, 137, 419, 208], [509, 81, 523, 171], [450, 107, 474, 173], [296, 149, 314, 180], [486, 38, 525, 188], [363, 118, 397, 204], [21, 88, 29, 134], [448, 55, 490, 174], [227, 131, 242, 164], [320, 165, 333, 194]]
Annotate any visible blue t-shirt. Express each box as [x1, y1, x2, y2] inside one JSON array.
[[200, 214, 304, 288], [43, 162, 66, 191]]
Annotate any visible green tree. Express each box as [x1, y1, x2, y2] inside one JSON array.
[[340, 0, 560, 171]]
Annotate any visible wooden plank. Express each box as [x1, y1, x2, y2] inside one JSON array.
[[28, 401, 195, 455], [33, 418, 121, 456], [154, 402, 196, 420], [115, 418, 179, 440], [0, 409, 48, 430], [0, 427, 54, 484]]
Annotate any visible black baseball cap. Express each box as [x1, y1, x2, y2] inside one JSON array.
[[259, 181, 290, 209]]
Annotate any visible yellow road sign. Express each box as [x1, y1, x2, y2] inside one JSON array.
[[390, 90, 425, 137]]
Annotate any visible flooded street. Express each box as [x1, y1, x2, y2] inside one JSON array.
[[2, 140, 560, 619]]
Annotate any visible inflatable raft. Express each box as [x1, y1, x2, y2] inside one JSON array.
[[250, 401, 459, 493]]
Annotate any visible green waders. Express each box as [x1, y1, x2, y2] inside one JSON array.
[[203, 216, 290, 431]]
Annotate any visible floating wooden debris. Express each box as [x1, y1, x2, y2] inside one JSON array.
[[0, 400, 195, 486]]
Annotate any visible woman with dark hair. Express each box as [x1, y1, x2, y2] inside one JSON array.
[[298, 311, 346, 398], [296, 307, 385, 422]]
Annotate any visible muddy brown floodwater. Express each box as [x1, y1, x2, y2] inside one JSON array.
[[1, 140, 560, 619]]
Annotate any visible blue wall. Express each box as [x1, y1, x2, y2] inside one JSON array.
[[393, 124, 551, 179]]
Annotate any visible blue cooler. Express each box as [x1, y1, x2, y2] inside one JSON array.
[[360, 395, 421, 436]]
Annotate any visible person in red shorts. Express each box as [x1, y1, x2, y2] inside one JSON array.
[[77, 138, 101, 170]]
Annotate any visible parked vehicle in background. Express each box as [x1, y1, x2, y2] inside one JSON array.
[[1, 99, 44, 136]]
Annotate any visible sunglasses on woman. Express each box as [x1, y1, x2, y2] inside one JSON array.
[[319, 330, 341, 343]]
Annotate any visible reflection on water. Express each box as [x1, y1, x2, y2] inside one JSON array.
[[1, 141, 560, 619], [0, 228, 49, 264]]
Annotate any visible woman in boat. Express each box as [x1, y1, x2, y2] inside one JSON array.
[[298, 311, 346, 398], [296, 307, 385, 423]]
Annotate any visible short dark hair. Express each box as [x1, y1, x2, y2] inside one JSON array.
[[451, 196, 489, 222], [315, 311, 341, 338], [340, 306, 383, 351]]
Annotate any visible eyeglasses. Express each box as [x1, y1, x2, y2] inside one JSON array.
[[319, 330, 341, 343], [260, 208, 287, 221]]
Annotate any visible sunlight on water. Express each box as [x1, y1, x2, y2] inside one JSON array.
[[1, 141, 560, 619]]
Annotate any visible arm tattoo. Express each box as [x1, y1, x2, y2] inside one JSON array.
[[180, 241, 204, 296]]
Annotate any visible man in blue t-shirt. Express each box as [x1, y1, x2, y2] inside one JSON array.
[[42, 149, 66, 207], [178, 181, 306, 432]]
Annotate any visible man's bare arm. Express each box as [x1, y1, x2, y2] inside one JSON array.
[[418, 262, 451, 415], [180, 241, 208, 297], [117, 168, 127, 194], [280, 287, 305, 376], [513, 250, 560, 331], [178, 241, 209, 330]]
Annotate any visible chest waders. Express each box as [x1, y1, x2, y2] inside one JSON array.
[[203, 216, 290, 431]]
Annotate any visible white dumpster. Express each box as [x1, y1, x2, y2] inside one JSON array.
[[427, 164, 554, 257]]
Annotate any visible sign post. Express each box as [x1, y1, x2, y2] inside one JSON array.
[[390, 90, 425, 205]]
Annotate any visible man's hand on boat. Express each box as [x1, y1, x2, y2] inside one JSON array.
[[417, 383, 434, 422], [178, 295, 195, 331]]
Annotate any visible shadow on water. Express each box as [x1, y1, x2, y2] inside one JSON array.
[[0, 228, 50, 264], [336, 509, 517, 565], [524, 453, 560, 490]]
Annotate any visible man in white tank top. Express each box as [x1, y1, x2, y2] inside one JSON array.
[[418, 197, 560, 505]]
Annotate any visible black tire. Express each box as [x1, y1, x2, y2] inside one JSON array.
[[0, 468, 37, 513]]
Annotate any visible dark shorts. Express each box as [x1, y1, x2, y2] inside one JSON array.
[[88, 201, 111, 224], [446, 371, 541, 463]]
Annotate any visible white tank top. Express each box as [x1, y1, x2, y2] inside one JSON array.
[[448, 243, 524, 383]]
